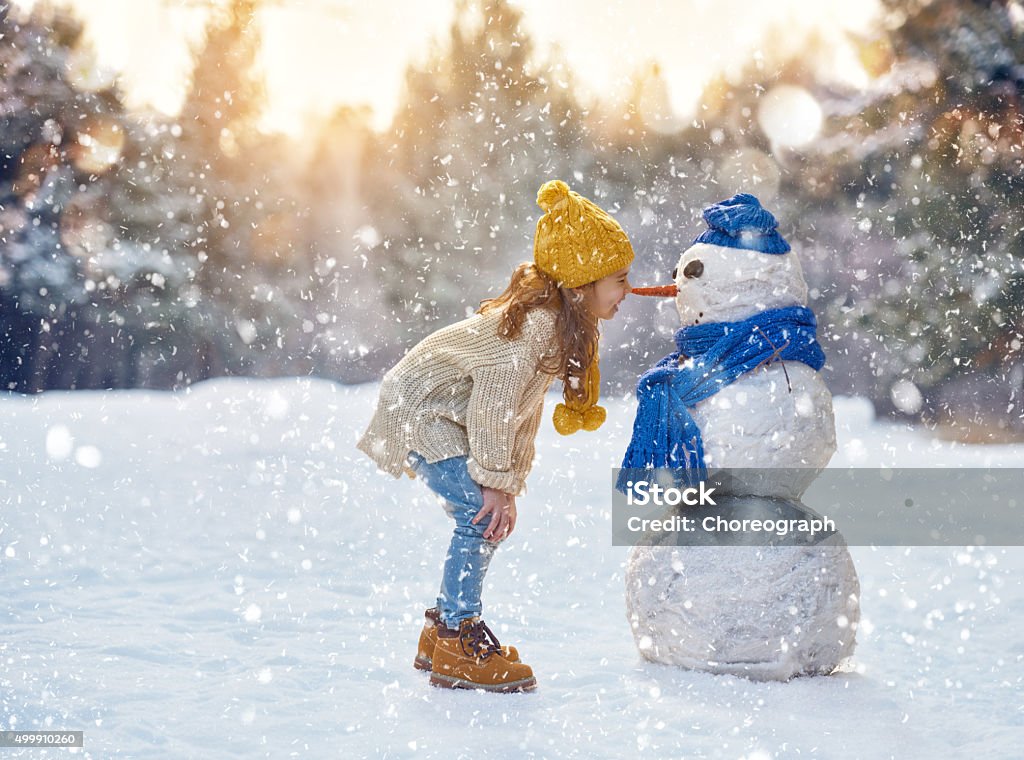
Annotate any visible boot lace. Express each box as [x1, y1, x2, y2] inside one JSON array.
[[461, 619, 503, 660]]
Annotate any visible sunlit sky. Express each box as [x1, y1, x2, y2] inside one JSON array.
[[13, 0, 882, 134]]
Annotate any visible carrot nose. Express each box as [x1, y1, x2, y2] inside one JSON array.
[[631, 285, 678, 297]]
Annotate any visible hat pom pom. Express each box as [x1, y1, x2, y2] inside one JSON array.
[[537, 179, 570, 213], [582, 405, 606, 431], [553, 403, 583, 435], [553, 403, 606, 435]]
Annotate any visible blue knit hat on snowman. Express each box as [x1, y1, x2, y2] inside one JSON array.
[[693, 193, 790, 254]]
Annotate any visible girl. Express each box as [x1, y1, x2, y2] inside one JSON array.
[[356, 179, 634, 692]]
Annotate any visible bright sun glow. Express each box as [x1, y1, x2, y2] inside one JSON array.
[[12, 0, 882, 135]]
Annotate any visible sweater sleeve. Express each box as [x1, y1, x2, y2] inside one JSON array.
[[464, 321, 551, 496], [510, 398, 545, 490]]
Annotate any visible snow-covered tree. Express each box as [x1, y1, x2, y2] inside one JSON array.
[[809, 0, 1024, 433], [0, 5, 131, 391]]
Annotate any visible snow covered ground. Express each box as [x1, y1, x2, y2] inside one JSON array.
[[1, 377, 1021, 759]]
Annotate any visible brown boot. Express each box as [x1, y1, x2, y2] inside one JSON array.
[[414, 608, 519, 672], [429, 618, 536, 693]]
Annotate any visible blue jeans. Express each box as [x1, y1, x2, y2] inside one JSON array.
[[406, 451, 499, 629]]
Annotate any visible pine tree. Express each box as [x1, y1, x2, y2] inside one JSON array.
[[362, 0, 587, 367], [0, 4, 137, 391], [0, 4, 245, 391], [177, 0, 274, 375], [811, 0, 1024, 433]]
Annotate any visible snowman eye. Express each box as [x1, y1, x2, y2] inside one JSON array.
[[683, 259, 704, 279], [671, 266, 678, 280]]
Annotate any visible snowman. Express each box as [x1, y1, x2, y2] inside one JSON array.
[[620, 193, 860, 681]]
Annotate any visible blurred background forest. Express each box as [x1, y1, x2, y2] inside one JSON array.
[[1, 0, 1022, 440]]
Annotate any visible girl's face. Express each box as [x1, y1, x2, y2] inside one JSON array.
[[580, 266, 632, 321]]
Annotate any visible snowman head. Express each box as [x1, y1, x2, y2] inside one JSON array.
[[673, 194, 808, 326]]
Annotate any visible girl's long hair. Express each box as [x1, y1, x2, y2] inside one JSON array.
[[477, 262, 597, 406]]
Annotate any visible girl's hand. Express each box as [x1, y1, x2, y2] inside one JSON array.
[[474, 487, 517, 541]]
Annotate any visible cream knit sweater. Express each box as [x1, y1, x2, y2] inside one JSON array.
[[356, 306, 559, 496]]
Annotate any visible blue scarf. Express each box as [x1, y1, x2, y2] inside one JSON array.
[[617, 306, 825, 492]]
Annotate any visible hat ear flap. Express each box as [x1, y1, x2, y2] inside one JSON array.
[[552, 352, 606, 435]]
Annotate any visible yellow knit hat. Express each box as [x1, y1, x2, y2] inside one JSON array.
[[534, 180, 633, 435], [533, 180, 635, 288]]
